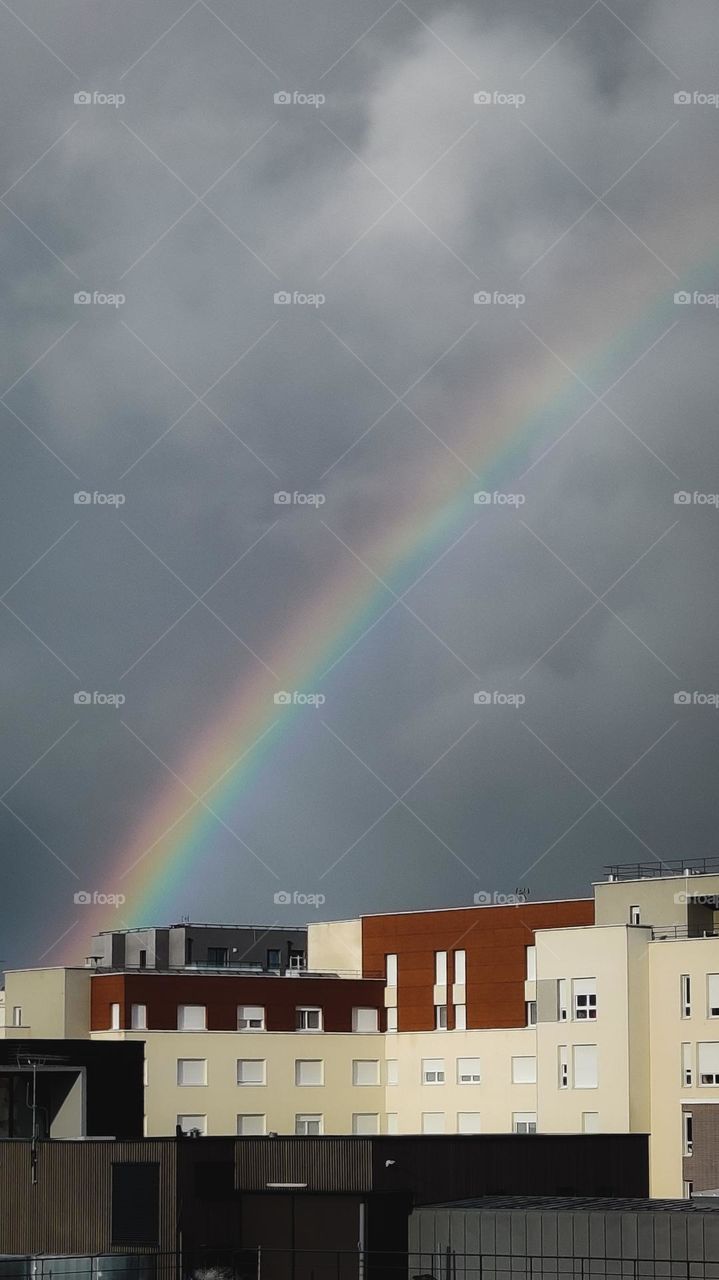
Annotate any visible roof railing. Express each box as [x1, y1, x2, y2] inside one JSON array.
[[604, 857, 719, 881]]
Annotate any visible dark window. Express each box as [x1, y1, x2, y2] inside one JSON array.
[[207, 947, 228, 967], [267, 949, 281, 968], [139, 950, 147, 968], [111, 1163, 160, 1245]]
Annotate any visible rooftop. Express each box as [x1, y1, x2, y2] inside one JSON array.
[[602, 858, 719, 882], [423, 1195, 719, 1214]]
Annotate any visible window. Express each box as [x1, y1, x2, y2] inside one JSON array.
[[237, 1114, 265, 1135], [630, 906, 641, 925], [295, 1114, 322, 1135], [573, 978, 597, 1021], [386, 1113, 398, 1134], [267, 948, 281, 969], [296, 1007, 322, 1032], [237, 1059, 266, 1086], [387, 1059, 398, 1086], [177, 1115, 207, 1135], [454, 1004, 467, 1030], [352, 1060, 380, 1086], [526, 1001, 537, 1026], [558, 1045, 568, 1089], [684, 1181, 694, 1198], [558, 979, 568, 1021], [422, 1112, 445, 1134], [435, 951, 448, 985], [698, 1042, 719, 1085], [681, 975, 692, 1018], [386, 954, 398, 986], [131, 1004, 147, 1030], [207, 947, 228, 967], [454, 950, 466, 984], [177, 1059, 207, 1086], [111, 1162, 159, 1246], [11, 1007, 22, 1028], [110, 1002, 120, 1030], [684, 1111, 693, 1156], [582, 1112, 600, 1133], [573, 1044, 598, 1089], [288, 951, 306, 971], [526, 946, 536, 981], [457, 1112, 481, 1134], [511, 1055, 537, 1084], [352, 1007, 378, 1033], [435, 1005, 448, 1030], [708, 975, 719, 1018], [295, 1059, 323, 1086], [238, 1005, 265, 1031], [386, 1007, 397, 1032], [352, 1113, 379, 1134], [682, 1043, 693, 1087], [138, 949, 147, 968], [513, 1112, 537, 1134], [457, 1057, 481, 1084], [422, 1058, 445, 1084], [178, 1005, 206, 1031]]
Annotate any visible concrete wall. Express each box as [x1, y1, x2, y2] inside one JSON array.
[[595, 874, 719, 929], [307, 920, 363, 974], [0, 968, 91, 1039]]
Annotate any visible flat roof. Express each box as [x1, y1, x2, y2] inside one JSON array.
[[94, 923, 308, 935], [419, 1195, 719, 1213]]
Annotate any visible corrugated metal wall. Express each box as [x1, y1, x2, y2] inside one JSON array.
[[235, 1137, 373, 1191], [0, 1141, 176, 1257], [409, 1204, 719, 1276]]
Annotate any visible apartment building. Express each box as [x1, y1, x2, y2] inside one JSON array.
[[4, 863, 719, 1196]]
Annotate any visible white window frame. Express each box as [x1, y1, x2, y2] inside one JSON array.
[[296, 1006, 323, 1032], [236, 1059, 266, 1086], [237, 1005, 265, 1032], [558, 979, 568, 1021], [421, 1112, 445, 1134], [558, 1045, 568, 1089], [177, 1058, 207, 1087], [457, 1112, 481, 1134], [295, 1059, 324, 1086], [352, 1007, 378, 1033], [178, 1004, 206, 1031], [582, 1112, 600, 1133], [525, 946, 536, 981], [572, 978, 597, 1022], [572, 1044, 598, 1089], [386, 1007, 397, 1033], [386, 954, 398, 986], [697, 1042, 719, 1086], [454, 950, 466, 984], [435, 951, 448, 985], [513, 1112, 537, 1134], [237, 1114, 266, 1135], [386, 1059, 399, 1086], [630, 905, 641, 925], [352, 1113, 379, 1134], [457, 1057, 481, 1084], [435, 1004, 448, 1030], [110, 1002, 120, 1031], [11, 1007, 22, 1028], [681, 974, 692, 1019], [708, 975, 719, 1018], [352, 1059, 380, 1086], [683, 1111, 693, 1156], [682, 1042, 693, 1087], [422, 1058, 446, 1085], [130, 1003, 147, 1031], [526, 1000, 537, 1027], [295, 1114, 323, 1135], [177, 1114, 207, 1135], [511, 1055, 537, 1084], [454, 1004, 467, 1030]]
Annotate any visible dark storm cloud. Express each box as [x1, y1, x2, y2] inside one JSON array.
[[1, 0, 718, 965]]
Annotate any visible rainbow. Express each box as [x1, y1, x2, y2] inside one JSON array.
[[62, 243, 716, 960]]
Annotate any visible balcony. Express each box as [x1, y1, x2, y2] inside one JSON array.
[[604, 857, 719, 881]]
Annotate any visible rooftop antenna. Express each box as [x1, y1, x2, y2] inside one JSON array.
[[16, 1051, 69, 1184]]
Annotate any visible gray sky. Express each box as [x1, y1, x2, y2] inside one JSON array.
[[1, 0, 718, 968]]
